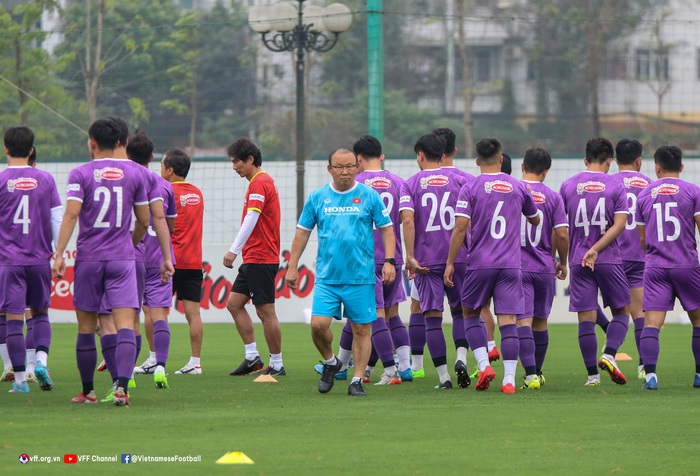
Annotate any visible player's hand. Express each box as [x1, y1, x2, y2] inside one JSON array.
[[582, 248, 598, 271], [223, 252, 237, 269], [285, 267, 299, 290], [52, 256, 66, 279], [382, 262, 396, 286], [407, 257, 429, 275], [160, 260, 175, 282], [444, 263, 454, 288], [405, 266, 415, 281], [555, 262, 568, 280]]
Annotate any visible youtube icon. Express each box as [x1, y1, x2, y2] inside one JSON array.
[[64, 454, 78, 464]]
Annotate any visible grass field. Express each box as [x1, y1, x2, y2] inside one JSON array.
[[2, 322, 699, 475]]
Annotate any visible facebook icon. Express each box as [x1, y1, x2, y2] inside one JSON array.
[[121, 454, 131, 464]]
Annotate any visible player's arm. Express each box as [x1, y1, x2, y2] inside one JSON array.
[[285, 227, 312, 290], [527, 212, 540, 226], [378, 224, 396, 285], [581, 212, 627, 270], [52, 200, 82, 279], [147, 200, 175, 281], [637, 224, 646, 252], [223, 209, 260, 269], [445, 215, 469, 287], [50, 205, 63, 251], [167, 217, 175, 235], [402, 209, 428, 275], [132, 203, 151, 246], [554, 226, 569, 280]]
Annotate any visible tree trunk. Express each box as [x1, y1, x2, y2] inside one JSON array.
[[585, 1, 604, 137], [84, 0, 105, 124], [188, 78, 198, 155], [456, 0, 474, 159], [14, 37, 28, 126]]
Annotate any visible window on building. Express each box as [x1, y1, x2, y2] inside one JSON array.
[[602, 50, 628, 80], [635, 48, 669, 80], [697, 48, 700, 80]]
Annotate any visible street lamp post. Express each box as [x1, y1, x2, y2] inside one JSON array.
[[249, 1, 353, 218]]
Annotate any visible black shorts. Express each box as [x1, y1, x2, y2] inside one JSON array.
[[231, 263, 278, 305], [172, 268, 203, 302]]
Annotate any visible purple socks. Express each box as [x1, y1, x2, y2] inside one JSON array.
[[153, 320, 170, 368], [578, 321, 598, 374], [6, 320, 26, 372], [517, 326, 536, 375], [425, 317, 446, 367], [408, 313, 426, 356], [76, 333, 97, 394]]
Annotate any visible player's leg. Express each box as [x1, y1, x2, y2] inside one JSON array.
[[597, 264, 632, 385], [569, 265, 603, 385], [493, 269, 524, 394], [530, 273, 555, 385], [386, 303, 412, 380], [370, 268, 400, 385], [227, 264, 263, 375], [625, 260, 646, 378], [481, 298, 499, 362], [134, 306, 157, 374], [141, 266, 172, 388], [0, 313, 13, 381], [408, 279, 426, 377], [26, 264, 52, 390], [5, 311, 28, 392], [670, 267, 700, 389], [461, 268, 496, 390], [311, 283, 343, 394], [343, 284, 377, 396], [250, 264, 283, 376], [446, 262, 470, 387], [532, 317, 548, 381], [73, 308, 99, 402], [172, 268, 204, 374], [419, 269, 450, 389], [97, 311, 119, 400], [517, 272, 538, 389], [24, 314, 35, 381]]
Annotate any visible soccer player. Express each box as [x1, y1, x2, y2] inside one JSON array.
[[286, 148, 396, 397], [224, 138, 285, 377], [0, 126, 61, 393], [559, 137, 630, 387], [614, 138, 651, 379], [400, 133, 469, 390], [159, 148, 205, 375], [52, 117, 174, 406], [637, 145, 700, 390], [517, 147, 569, 388], [445, 137, 539, 394]]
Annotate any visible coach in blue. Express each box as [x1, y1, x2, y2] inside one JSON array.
[[285, 147, 396, 397]]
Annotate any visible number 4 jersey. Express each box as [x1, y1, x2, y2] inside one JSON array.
[[0, 165, 61, 265], [559, 171, 628, 267], [66, 158, 149, 261], [635, 177, 700, 269]]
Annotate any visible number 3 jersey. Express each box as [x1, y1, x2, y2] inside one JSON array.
[[456, 172, 538, 270], [559, 171, 628, 267], [66, 158, 149, 261], [0, 165, 61, 265], [635, 177, 700, 269]]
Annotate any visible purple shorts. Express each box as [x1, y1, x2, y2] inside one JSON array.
[[461, 268, 524, 315], [74, 260, 139, 312], [374, 264, 406, 309], [143, 266, 173, 308], [643, 266, 700, 312], [98, 260, 145, 315], [0, 264, 51, 314], [414, 263, 465, 313], [568, 264, 630, 312], [517, 272, 555, 320], [623, 260, 645, 289]]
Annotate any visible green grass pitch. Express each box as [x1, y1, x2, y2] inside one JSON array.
[[2, 323, 699, 475]]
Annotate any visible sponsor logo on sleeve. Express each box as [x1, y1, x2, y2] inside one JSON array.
[[7, 177, 37, 192], [485, 180, 513, 194], [420, 175, 449, 189], [576, 181, 605, 195], [67, 183, 80, 192], [651, 183, 680, 199], [180, 193, 201, 206], [399, 196, 411, 203], [249, 193, 265, 202], [531, 190, 546, 204], [456, 200, 468, 208], [93, 167, 124, 182], [623, 176, 649, 189], [366, 177, 392, 189], [382, 209, 390, 217]]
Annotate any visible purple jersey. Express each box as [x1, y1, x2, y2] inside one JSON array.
[[143, 171, 177, 268], [356, 170, 405, 265], [0, 166, 61, 265], [559, 171, 628, 266], [66, 158, 148, 261], [520, 180, 568, 274], [614, 171, 651, 263], [456, 173, 538, 269], [635, 177, 700, 269], [399, 168, 469, 266]]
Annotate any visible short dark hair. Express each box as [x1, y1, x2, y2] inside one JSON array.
[[163, 147, 191, 178], [327, 147, 357, 165], [501, 153, 512, 175], [585, 137, 614, 164], [615, 139, 643, 165], [88, 116, 128, 151], [227, 137, 262, 167], [654, 145, 682, 172], [353, 135, 382, 159], [475, 137, 502, 163], [126, 130, 154, 166], [523, 147, 552, 175], [432, 128, 456, 156], [28, 148, 36, 166], [414, 133, 446, 162], [3, 126, 34, 158]]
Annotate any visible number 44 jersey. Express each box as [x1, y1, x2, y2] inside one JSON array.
[[66, 158, 150, 261]]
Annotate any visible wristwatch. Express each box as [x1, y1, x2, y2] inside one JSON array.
[[384, 258, 396, 265]]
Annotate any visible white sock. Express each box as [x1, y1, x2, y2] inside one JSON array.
[[365, 366, 374, 375], [602, 353, 616, 365], [0, 344, 10, 369], [155, 365, 165, 374], [188, 356, 200, 367], [351, 376, 361, 384], [244, 342, 259, 360], [646, 372, 657, 383], [411, 354, 424, 371], [26, 349, 36, 373], [384, 364, 397, 377], [436, 364, 450, 384], [396, 346, 411, 372], [473, 347, 489, 371], [15, 371, 26, 384], [487, 341, 496, 352], [149, 351, 156, 363], [456, 346, 468, 364], [36, 350, 48, 367], [503, 360, 517, 385], [269, 353, 283, 370], [338, 347, 352, 371], [324, 356, 338, 366]]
